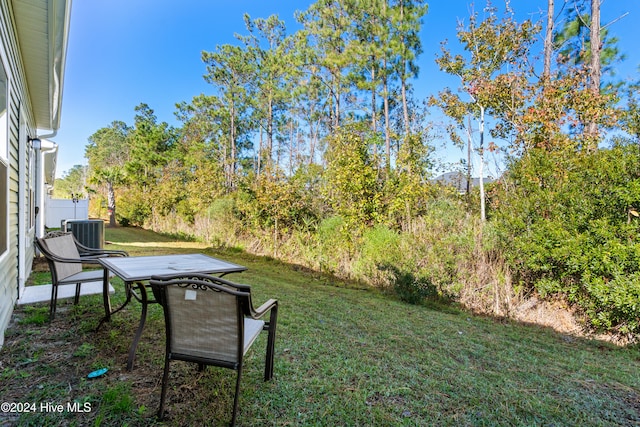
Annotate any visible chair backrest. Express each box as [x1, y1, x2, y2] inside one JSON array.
[[160, 280, 246, 365], [40, 233, 82, 280]]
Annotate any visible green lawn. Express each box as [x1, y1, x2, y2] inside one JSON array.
[[1, 227, 639, 426]]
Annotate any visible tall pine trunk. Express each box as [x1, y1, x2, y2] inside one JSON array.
[[229, 100, 236, 190], [587, 0, 601, 147], [543, 0, 554, 80], [383, 59, 391, 171], [479, 105, 486, 222]]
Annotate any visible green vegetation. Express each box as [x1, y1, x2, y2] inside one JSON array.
[[1, 228, 639, 426], [51, 1, 640, 338], [494, 144, 640, 337]]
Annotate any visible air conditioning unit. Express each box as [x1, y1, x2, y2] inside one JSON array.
[[62, 219, 105, 249]]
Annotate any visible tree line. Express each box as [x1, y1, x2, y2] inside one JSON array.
[[56, 0, 640, 339]]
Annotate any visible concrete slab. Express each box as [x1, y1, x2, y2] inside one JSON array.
[[17, 282, 114, 305]]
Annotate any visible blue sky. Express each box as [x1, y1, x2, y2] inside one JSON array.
[[53, 0, 639, 179]]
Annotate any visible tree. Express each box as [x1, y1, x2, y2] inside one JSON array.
[[621, 74, 640, 143], [239, 14, 298, 175], [123, 104, 177, 226], [493, 144, 640, 335], [553, 0, 623, 79], [391, 0, 428, 139], [551, 0, 626, 147], [296, 0, 353, 131], [588, 0, 601, 94], [338, 0, 393, 167], [324, 123, 382, 237], [202, 44, 253, 189], [85, 121, 130, 227], [53, 165, 88, 199], [289, 32, 329, 167], [93, 167, 126, 227], [175, 94, 229, 210], [126, 103, 176, 190], [433, 2, 538, 221]]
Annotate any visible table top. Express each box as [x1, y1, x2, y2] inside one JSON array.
[[98, 253, 246, 282]]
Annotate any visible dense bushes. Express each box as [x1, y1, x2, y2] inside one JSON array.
[[174, 192, 501, 313], [493, 144, 640, 336], [88, 118, 640, 338]]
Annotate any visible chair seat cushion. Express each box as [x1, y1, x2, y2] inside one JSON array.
[[243, 318, 265, 355], [57, 269, 112, 285]]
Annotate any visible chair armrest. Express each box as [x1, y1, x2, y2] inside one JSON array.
[[250, 299, 278, 319], [37, 248, 123, 266], [221, 281, 252, 292], [89, 250, 128, 257], [78, 255, 123, 266], [78, 248, 129, 257], [40, 252, 87, 264], [74, 236, 129, 257], [44, 253, 107, 266], [207, 274, 251, 291]]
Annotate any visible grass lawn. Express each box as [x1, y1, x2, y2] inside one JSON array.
[[1, 227, 639, 426]]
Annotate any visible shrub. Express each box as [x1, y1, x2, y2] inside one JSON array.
[[324, 124, 383, 234], [409, 198, 480, 299], [493, 144, 640, 336], [378, 264, 438, 304], [315, 216, 349, 276], [205, 195, 242, 246], [352, 225, 404, 286], [117, 190, 151, 227]]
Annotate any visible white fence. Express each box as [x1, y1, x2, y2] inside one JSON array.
[[45, 197, 89, 228]]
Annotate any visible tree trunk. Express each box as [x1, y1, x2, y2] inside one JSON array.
[[371, 65, 378, 159], [289, 119, 295, 175], [479, 105, 486, 222], [467, 115, 472, 196], [257, 126, 263, 176], [229, 99, 237, 189], [107, 181, 117, 227], [589, 0, 602, 93], [309, 117, 317, 165], [383, 59, 391, 171], [543, 0, 554, 80], [587, 0, 601, 146], [267, 95, 274, 169], [332, 70, 341, 129], [400, 1, 411, 137], [401, 73, 410, 137]]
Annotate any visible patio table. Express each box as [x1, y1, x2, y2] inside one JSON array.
[[98, 253, 247, 370]]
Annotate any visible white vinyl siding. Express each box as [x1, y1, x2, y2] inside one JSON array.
[[0, 20, 13, 345], [0, 0, 39, 346]]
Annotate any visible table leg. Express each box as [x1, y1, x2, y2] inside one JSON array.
[[102, 268, 111, 321], [127, 281, 149, 371], [97, 277, 134, 331]]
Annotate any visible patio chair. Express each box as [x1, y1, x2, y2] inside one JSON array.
[[148, 273, 278, 426], [34, 231, 128, 320]]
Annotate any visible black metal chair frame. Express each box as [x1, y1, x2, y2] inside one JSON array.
[[34, 231, 128, 320], [149, 273, 278, 426]]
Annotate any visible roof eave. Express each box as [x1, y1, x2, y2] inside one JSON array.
[[12, 0, 72, 132]]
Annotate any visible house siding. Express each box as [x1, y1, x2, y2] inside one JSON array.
[[22, 106, 36, 295], [0, 0, 38, 346]]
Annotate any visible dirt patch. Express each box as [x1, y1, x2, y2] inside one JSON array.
[[513, 296, 634, 346], [514, 296, 583, 334], [30, 256, 50, 272]]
